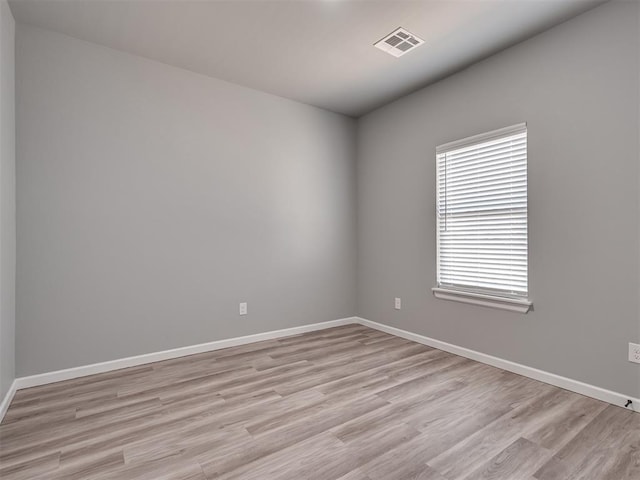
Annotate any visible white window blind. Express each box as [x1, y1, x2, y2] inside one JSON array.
[[436, 123, 528, 299]]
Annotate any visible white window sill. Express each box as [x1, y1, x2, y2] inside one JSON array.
[[432, 287, 532, 313]]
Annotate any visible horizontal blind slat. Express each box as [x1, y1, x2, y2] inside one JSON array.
[[439, 134, 526, 162], [439, 164, 527, 183], [442, 150, 527, 173], [438, 177, 527, 196]]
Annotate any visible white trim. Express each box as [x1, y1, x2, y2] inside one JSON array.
[[13, 317, 357, 391], [432, 287, 532, 313], [5, 315, 637, 420], [355, 317, 640, 413], [436, 122, 527, 154], [0, 379, 18, 422]]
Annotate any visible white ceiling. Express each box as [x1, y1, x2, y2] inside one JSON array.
[[9, 0, 606, 117]]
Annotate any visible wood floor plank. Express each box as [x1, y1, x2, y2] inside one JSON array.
[[0, 451, 61, 480], [336, 470, 372, 480], [1, 325, 637, 480], [534, 404, 640, 480], [427, 388, 571, 479], [460, 437, 551, 480]]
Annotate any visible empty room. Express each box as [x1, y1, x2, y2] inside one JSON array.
[[1, 0, 639, 479]]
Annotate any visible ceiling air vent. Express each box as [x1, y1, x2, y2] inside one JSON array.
[[374, 27, 424, 58]]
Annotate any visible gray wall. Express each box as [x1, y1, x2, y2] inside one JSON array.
[[16, 25, 356, 376], [11, 1, 640, 400], [0, 0, 16, 400], [357, 1, 640, 398]]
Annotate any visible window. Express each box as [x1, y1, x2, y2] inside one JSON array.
[[433, 123, 531, 313]]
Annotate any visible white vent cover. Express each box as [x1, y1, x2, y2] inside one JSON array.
[[374, 27, 424, 57]]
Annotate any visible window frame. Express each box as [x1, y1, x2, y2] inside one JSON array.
[[433, 123, 532, 313]]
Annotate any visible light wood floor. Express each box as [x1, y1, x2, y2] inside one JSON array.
[[1, 324, 638, 480]]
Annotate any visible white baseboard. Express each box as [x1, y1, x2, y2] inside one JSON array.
[[0, 379, 18, 422], [355, 317, 640, 413], [4, 315, 637, 423], [13, 317, 357, 392]]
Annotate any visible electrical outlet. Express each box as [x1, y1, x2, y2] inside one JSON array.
[[629, 342, 640, 364], [394, 297, 401, 310], [239, 302, 247, 316]]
